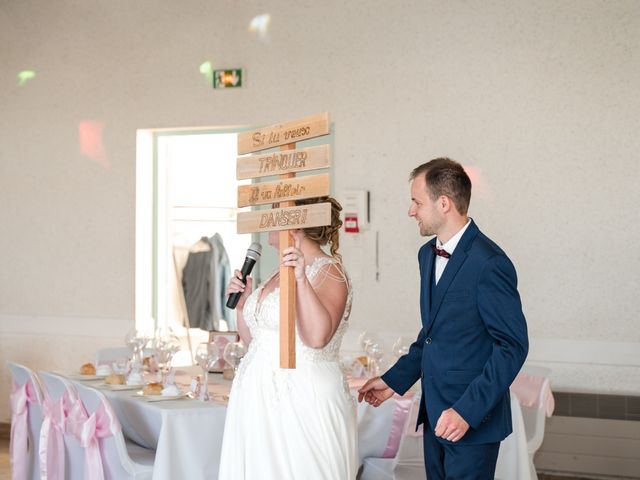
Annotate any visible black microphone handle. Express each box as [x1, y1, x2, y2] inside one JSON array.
[[226, 257, 257, 309]]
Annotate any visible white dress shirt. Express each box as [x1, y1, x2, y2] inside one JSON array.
[[434, 219, 471, 284]]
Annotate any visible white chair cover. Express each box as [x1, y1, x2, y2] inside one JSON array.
[[95, 348, 132, 366], [360, 393, 423, 480], [73, 382, 155, 480], [7, 361, 44, 480], [511, 365, 554, 480], [37, 371, 87, 480]]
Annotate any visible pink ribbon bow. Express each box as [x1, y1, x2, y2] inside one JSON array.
[[511, 373, 555, 417], [67, 399, 121, 480], [382, 395, 414, 457], [39, 390, 74, 480], [10, 379, 40, 480]]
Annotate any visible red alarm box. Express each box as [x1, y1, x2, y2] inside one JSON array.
[[344, 213, 360, 233]]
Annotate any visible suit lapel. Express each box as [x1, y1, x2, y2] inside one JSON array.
[[426, 221, 480, 331]]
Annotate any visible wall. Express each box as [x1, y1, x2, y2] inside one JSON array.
[[2, 0, 639, 421]]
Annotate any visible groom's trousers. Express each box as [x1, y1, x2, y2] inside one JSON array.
[[422, 425, 500, 480]]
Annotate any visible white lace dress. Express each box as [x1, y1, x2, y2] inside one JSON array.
[[218, 256, 357, 480]]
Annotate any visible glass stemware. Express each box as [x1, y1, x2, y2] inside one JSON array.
[[194, 342, 220, 401], [223, 342, 246, 374], [367, 342, 384, 377], [358, 331, 379, 375], [124, 328, 150, 378], [392, 336, 411, 360], [155, 333, 181, 385]]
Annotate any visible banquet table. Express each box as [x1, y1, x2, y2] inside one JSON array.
[[64, 368, 537, 480]]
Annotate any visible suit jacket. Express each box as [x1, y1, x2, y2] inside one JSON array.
[[381, 220, 528, 445]]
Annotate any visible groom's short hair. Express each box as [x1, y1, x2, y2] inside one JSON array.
[[410, 158, 472, 215]]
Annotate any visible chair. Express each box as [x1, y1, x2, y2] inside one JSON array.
[[73, 382, 155, 479], [95, 348, 131, 366], [7, 361, 45, 480], [38, 371, 88, 480], [512, 365, 554, 480], [95, 347, 157, 366], [360, 393, 425, 480]]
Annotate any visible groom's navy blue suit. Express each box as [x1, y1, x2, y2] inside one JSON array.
[[382, 220, 528, 477]]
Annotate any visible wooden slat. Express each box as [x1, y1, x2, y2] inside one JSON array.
[[545, 416, 640, 439], [237, 173, 330, 208], [536, 451, 640, 478], [236, 144, 331, 180], [540, 432, 640, 458], [236, 202, 331, 234], [536, 416, 640, 478], [237, 112, 330, 154], [278, 144, 297, 369]]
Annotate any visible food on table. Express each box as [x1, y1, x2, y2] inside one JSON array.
[[80, 363, 96, 375], [105, 373, 125, 385], [143, 382, 163, 395]]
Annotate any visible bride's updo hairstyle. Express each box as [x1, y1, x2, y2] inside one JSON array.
[[295, 196, 343, 261]]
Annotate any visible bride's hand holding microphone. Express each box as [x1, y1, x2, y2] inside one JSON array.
[[226, 271, 252, 310]]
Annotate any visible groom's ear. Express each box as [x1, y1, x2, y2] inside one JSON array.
[[438, 195, 450, 211]]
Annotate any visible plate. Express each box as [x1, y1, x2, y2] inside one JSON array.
[[65, 373, 109, 381], [98, 383, 144, 391], [133, 391, 190, 402]]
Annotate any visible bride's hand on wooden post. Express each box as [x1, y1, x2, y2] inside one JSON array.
[[282, 231, 306, 281], [226, 269, 253, 310]]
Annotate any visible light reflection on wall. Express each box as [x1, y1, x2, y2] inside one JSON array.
[[199, 61, 213, 85], [79, 121, 109, 168], [17, 70, 36, 86], [248, 14, 270, 40], [464, 166, 492, 202]]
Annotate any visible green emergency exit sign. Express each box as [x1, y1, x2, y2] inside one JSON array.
[[213, 69, 243, 88]]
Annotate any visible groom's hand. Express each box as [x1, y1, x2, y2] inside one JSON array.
[[435, 408, 469, 442], [357, 377, 394, 407]]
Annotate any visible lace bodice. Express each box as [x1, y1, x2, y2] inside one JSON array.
[[241, 256, 352, 364]]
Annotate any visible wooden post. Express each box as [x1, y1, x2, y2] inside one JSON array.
[[279, 143, 296, 368]]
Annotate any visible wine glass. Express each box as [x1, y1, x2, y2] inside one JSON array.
[[358, 331, 378, 372], [367, 342, 384, 377], [223, 342, 246, 374], [155, 334, 181, 385], [392, 336, 411, 360], [124, 328, 149, 372], [195, 342, 220, 401]]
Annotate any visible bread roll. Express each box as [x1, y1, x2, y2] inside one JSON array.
[[105, 373, 125, 385], [80, 363, 96, 375], [143, 382, 163, 395]]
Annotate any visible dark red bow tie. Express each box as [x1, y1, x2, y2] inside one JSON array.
[[431, 245, 451, 259]]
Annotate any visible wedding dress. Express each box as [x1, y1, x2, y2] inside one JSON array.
[[218, 256, 357, 479]]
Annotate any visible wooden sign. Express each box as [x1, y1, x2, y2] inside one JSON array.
[[236, 144, 331, 180], [237, 112, 330, 155], [236, 202, 331, 234], [236, 113, 333, 369], [237, 173, 330, 208]]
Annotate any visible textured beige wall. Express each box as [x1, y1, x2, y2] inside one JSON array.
[[1, 0, 639, 421]]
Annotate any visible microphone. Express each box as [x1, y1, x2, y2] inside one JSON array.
[[226, 242, 262, 309]]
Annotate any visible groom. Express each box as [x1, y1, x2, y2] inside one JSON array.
[[359, 158, 528, 479]]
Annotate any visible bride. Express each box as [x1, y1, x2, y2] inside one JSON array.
[[218, 197, 357, 480]]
